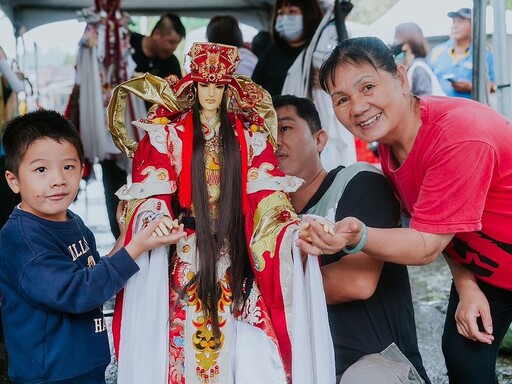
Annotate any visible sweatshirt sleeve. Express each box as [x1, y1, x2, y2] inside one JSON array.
[[18, 247, 139, 314]]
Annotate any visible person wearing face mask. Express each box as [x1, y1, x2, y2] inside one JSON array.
[[252, 0, 324, 96], [392, 22, 445, 97]]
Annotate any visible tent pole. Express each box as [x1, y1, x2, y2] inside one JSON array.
[[492, 0, 512, 118], [472, 0, 488, 104]]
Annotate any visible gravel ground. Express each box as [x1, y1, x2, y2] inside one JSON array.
[[1, 174, 511, 383]]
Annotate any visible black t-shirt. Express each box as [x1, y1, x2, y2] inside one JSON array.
[[129, 32, 182, 79], [251, 41, 304, 96], [301, 166, 430, 383]]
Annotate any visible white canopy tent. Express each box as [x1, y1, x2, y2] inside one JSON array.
[[0, 0, 275, 35]]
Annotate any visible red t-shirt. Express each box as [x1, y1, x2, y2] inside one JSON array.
[[380, 96, 512, 290]]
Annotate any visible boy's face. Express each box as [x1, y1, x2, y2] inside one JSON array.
[[5, 138, 83, 222]]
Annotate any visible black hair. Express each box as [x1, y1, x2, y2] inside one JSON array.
[[2, 109, 85, 175], [206, 15, 244, 47], [189, 85, 249, 342], [273, 94, 322, 134], [272, 0, 323, 46], [152, 13, 186, 38], [320, 36, 398, 93]]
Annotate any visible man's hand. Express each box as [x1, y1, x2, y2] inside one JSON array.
[[451, 79, 472, 93]]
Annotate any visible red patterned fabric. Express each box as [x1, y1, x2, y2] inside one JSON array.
[[113, 108, 298, 382]]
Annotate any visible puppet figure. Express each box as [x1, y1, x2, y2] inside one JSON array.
[[108, 42, 334, 384]]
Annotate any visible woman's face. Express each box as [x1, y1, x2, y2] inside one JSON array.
[[326, 62, 409, 144], [275, 4, 304, 44], [197, 82, 225, 116], [277, 4, 302, 17]]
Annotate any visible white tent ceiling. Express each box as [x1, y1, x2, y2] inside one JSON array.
[[0, 0, 275, 34]]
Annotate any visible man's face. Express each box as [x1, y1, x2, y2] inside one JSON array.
[[153, 29, 182, 59], [450, 17, 471, 41], [276, 105, 321, 179], [5, 138, 83, 222]]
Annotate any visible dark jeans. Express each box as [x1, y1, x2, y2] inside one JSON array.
[[442, 280, 512, 384], [100, 159, 127, 239]]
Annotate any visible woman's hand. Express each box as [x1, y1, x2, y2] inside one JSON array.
[[454, 283, 494, 344]]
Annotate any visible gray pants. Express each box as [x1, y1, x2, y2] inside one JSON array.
[[339, 343, 425, 384]]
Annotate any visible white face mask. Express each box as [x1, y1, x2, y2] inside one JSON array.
[[275, 15, 304, 42]]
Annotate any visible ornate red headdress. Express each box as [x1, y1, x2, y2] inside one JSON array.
[[188, 42, 240, 84], [169, 42, 242, 104]]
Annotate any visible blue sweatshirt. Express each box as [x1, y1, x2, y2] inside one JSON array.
[[0, 207, 139, 383]]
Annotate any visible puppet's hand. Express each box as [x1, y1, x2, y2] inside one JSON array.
[[152, 215, 180, 237], [298, 215, 335, 242]]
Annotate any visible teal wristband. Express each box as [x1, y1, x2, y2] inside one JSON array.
[[342, 222, 367, 254]]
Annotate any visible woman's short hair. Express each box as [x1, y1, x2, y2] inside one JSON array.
[[320, 36, 398, 92], [206, 15, 244, 48], [394, 22, 429, 58]]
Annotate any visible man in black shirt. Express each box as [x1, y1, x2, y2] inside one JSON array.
[[99, 14, 186, 241], [129, 13, 185, 79], [274, 94, 430, 383]]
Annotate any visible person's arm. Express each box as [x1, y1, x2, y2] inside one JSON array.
[[298, 217, 454, 265], [486, 50, 496, 93], [107, 200, 185, 258], [411, 65, 432, 96], [301, 138, 497, 265], [320, 169, 397, 304], [445, 256, 494, 344], [322, 253, 382, 303], [0, 47, 24, 93], [450, 79, 472, 94]]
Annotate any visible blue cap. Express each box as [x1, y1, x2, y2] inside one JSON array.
[[447, 8, 471, 19]]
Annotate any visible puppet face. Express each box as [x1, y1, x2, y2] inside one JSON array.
[[197, 82, 225, 117]]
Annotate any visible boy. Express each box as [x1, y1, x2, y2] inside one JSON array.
[[0, 110, 185, 383]]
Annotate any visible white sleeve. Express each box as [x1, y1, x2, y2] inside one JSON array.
[[0, 59, 25, 93]]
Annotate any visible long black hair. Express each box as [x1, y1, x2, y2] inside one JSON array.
[[190, 86, 249, 340]]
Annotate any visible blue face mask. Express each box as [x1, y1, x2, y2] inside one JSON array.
[[275, 15, 304, 42], [394, 52, 405, 65]]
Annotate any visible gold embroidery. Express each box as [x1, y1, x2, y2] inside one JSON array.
[[188, 276, 232, 383], [251, 192, 299, 272], [202, 114, 222, 224]]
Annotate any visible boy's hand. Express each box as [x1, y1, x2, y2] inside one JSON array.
[[125, 218, 186, 260]]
